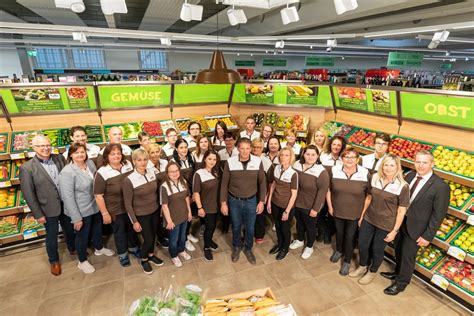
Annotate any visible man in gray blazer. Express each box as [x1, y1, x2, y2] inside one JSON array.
[[20, 135, 75, 276]]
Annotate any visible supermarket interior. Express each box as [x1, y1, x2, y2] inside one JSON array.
[[0, 0, 473, 315]]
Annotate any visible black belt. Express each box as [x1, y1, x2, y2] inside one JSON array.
[[229, 193, 256, 201]]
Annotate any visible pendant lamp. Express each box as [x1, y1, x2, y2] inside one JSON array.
[[195, 50, 242, 84]]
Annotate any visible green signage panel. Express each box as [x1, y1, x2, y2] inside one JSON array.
[[245, 84, 275, 103], [335, 87, 369, 111], [305, 57, 335, 67], [287, 85, 318, 104], [235, 60, 255, 67], [401, 92, 473, 129], [367, 90, 397, 116], [174, 84, 231, 104], [98, 85, 171, 108], [262, 59, 287, 67], [441, 63, 452, 70], [387, 52, 423, 67], [0, 86, 96, 114]]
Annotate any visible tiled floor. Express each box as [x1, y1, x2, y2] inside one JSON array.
[[0, 226, 470, 316]]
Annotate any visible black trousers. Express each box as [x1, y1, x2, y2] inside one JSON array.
[[334, 217, 358, 263], [295, 207, 318, 248], [358, 219, 389, 272], [203, 213, 217, 249], [394, 221, 419, 289], [156, 206, 168, 243], [186, 202, 205, 237], [271, 203, 295, 251], [137, 211, 159, 259], [111, 213, 140, 256], [254, 205, 267, 239], [316, 203, 335, 240]]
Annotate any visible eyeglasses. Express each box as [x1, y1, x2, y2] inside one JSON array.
[[375, 142, 388, 146], [34, 144, 52, 149], [343, 156, 357, 160], [253, 146, 263, 149]]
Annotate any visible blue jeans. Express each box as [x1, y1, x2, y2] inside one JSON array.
[[168, 221, 187, 258], [76, 212, 104, 263], [111, 213, 140, 257], [228, 195, 257, 250], [44, 212, 76, 264]]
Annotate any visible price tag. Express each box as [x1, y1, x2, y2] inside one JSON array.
[[467, 215, 474, 225], [10, 153, 25, 160], [23, 206, 31, 213], [297, 132, 307, 138], [431, 274, 449, 290], [448, 246, 466, 261], [27, 152, 36, 158], [275, 130, 284, 136], [52, 148, 59, 154], [22, 229, 38, 240], [0, 181, 11, 188]]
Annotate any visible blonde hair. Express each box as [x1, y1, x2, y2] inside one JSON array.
[[278, 147, 296, 166], [376, 154, 407, 184], [145, 143, 161, 153], [284, 128, 297, 138], [311, 128, 328, 152], [252, 138, 264, 147], [132, 148, 149, 161]]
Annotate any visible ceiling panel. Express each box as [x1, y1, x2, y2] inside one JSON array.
[[0, 9, 25, 23], [114, 0, 151, 30], [16, 0, 87, 26]]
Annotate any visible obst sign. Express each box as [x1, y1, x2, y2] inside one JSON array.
[[401, 92, 473, 129]]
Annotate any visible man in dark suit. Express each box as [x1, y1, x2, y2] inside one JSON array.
[[382, 150, 449, 295], [20, 135, 75, 276]]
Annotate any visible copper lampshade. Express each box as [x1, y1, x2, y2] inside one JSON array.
[[195, 50, 242, 84]]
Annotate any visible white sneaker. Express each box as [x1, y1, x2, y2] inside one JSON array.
[[187, 234, 199, 243], [289, 240, 304, 250], [171, 257, 182, 268], [94, 247, 115, 256], [301, 247, 314, 260], [179, 251, 192, 261], [185, 240, 196, 252], [78, 260, 95, 273]]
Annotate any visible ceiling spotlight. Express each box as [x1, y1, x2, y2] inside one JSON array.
[[466, 57, 470, 61], [227, 6, 247, 26], [100, 0, 127, 15], [72, 31, 87, 43], [428, 30, 450, 49], [273, 51, 277, 55], [180, 0, 203, 22], [327, 39, 337, 47], [326, 47, 332, 52], [334, 0, 358, 15], [341, 56, 345, 60], [275, 40, 285, 49], [281, 4, 299, 25], [250, 53, 253, 56], [281, 50, 284, 54], [160, 38, 172, 46], [428, 41, 439, 49], [265, 50, 268, 53], [310, 45, 313, 49], [55, 0, 86, 13], [445, 51, 450, 56]]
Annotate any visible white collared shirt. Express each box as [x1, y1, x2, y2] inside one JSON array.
[[240, 130, 261, 141], [409, 171, 433, 202]]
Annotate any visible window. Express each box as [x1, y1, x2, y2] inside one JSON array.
[[72, 49, 106, 69], [35, 48, 69, 69], [140, 50, 167, 70]]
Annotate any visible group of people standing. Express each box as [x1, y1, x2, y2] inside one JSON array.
[[20, 115, 450, 296]]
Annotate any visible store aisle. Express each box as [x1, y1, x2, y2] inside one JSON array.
[[0, 227, 468, 316]]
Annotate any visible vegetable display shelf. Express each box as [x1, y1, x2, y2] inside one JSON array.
[[174, 117, 210, 137], [204, 114, 239, 131]]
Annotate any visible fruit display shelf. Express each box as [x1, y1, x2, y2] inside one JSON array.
[[433, 145, 474, 180], [0, 133, 10, 160], [204, 115, 239, 131], [321, 121, 355, 138], [436, 214, 463, 242], [416, 244, 446, 270], [174, 117, 210, 137], [345, 127, 378, 150], [59, 125, 104, 146], [0, 214, 46, 247], [142, 121, 164, 138], [434, 257, 474, 305]]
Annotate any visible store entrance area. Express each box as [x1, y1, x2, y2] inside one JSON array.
[[0, 225, 467, 316]]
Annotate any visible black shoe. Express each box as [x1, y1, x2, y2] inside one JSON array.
[[269, 245, 280, 255], [380, 272, 397, 280], [148, 255, 164, 267], [158, 238, 169, 249], [329, 251, 343, 263], [210, 241, 219, 251], [339, 262, 350, 276], [140, 260, 153, 275], [204, 249, 213, 262], [384, 283, 405, 296], [316, 234, 323, 242], [324, 235, 332, 245], [231, 247, 240, 262], [243, 249, 257, 265], [276, 250, 288, 261]]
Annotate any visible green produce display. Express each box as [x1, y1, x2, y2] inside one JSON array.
[[252, 113, 265, 127], [20, 215, 44, 233], [436, 214, 462, 241], [416, 244, 445, 269], [433, 146, 474, 178], [451, 225, 474, 254], [42, 129, 60, 147], [265, 112, 278, 126], [447, 181, 473, 209], [105, 123, 143, 141], [0, 215, 20, 237]]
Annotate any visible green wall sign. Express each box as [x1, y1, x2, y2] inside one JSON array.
[[98, 85, 171, 109], [305, 57, 335, 67], [262, 59, 287, 67], [0, 86, 96, 114], [174, 84, 231, 104], [401, 92, 473, 129], [387, 52, 423, 67], [440, 63, 452, 70], [235, 60, 255, 67]]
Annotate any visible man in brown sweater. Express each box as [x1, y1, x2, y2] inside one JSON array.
[[220, 138, 266, 264]]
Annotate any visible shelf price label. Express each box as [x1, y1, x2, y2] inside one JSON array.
[[0, 181, 11, 188], [27, 152, 36, 158], [467, 215, 474, 226], [431, 274, 449, 291], [22, 229, 38, 240], [297, 132, 307, 137], [23, 206, 31, 213], [10, 153, 25, 160], [52, 148, 59, 154], [447, 246, 466, 261]]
